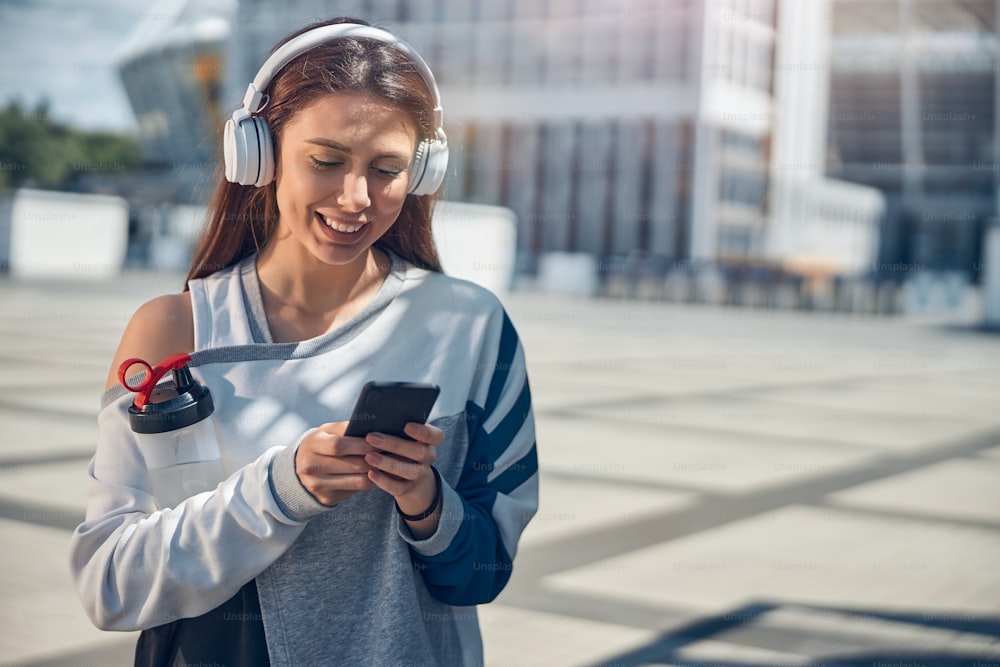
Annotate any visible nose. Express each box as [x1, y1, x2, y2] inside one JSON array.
[[337, 169, 371, 212]]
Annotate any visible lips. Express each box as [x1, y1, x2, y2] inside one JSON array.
[[316, 212, 366, 234]]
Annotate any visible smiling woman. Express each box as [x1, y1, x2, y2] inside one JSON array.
[[189, 19, 445, 282], [68, 16, 539, 667], [250, 92, 417, 343]]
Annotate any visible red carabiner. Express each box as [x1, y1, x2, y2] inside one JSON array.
[[118, 353, 192, 408]]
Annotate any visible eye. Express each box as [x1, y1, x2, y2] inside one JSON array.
[[310, 157, 342, 170], [372, 166, 404, 178]]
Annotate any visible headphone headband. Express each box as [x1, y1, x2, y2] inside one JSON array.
[[237, 24, 444, 131], [224, 22, 449, 194]]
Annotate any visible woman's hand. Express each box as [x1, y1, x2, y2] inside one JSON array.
[[364, 422, 445, 538], [294, 422, 376, 507]]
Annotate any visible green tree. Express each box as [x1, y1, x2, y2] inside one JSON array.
[[0, 100, 141, 190]]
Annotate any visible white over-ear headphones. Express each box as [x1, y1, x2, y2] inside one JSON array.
[[223, 23, 449, 196]]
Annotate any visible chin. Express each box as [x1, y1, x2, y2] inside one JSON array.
[[311, 239, 376, 266]]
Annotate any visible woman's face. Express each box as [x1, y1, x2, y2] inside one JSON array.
[[272, 92, 419, 267]]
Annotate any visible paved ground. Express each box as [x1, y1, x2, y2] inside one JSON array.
[[0, 272, 999, 666]]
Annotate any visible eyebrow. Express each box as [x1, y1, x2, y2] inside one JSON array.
[[305, 138, 350, 151], [304, 138, 409, 161]]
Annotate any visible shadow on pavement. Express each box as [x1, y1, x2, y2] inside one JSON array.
[[588, 600, 1000, 667]]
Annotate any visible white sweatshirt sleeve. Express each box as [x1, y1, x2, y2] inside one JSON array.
[[68, 392, 315, 632]]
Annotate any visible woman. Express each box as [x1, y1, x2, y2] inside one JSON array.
[[69, 17, 538, 666]]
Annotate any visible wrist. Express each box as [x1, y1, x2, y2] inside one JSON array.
[[395, 467, 441, 522]]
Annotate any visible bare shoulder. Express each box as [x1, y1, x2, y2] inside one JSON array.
[[104, 292, 195, 391]]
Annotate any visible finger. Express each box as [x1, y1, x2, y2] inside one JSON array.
[[316, 421, 350, 436], [304, 473, 376, 504], [328, 473, 376, 491], [365, 432, 436, 465], [368, 468, 415, 497], [365, 450, 422, 481], [310, 433, 373, 458], [299, 454, 372, 478], [403, 422, 444, 446]]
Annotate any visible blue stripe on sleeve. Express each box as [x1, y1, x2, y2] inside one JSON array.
[[484, 313, 518, 415], [406, 309, 537, 607], [488, 380, 532, 455], [490, 445, 538, 496], [409, 407, 515, 605], [460, 401, 489, 485]]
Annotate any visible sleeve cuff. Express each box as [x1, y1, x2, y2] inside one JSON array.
[[396, 477, 464, 557], [268, 428, 332, 523]]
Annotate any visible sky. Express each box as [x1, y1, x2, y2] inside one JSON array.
[[0, 0, 142, 132]]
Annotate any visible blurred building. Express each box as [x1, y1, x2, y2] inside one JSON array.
[[111, 0, 235, 267], [767, 0, 883, 280], [229, 0, 853, 279], [827, 0, 999, 281], [116, 0, 901, 293], [116, 0, 235, 181]]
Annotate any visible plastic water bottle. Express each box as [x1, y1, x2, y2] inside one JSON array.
[[119, 353, 225, 509]]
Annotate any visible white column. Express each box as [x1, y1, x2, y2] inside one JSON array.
[[689, 120, 720, 261], [575, 120, 615, 255], [766, 0, 833, 259], [775, 0, 831, 176], [504, 123, 541, 257], [470, 124, 504, 204], [689, 0, 718, 261], [995, 0, 1000, 214], [983, 225, 1000, 328], [649, 121, 680, 257], [612, 121, 644, 254], [899, 0, 925, 201], [540, 123, 575, 252], [990, 2, 1000, 213], [442, 122, 470, 202]]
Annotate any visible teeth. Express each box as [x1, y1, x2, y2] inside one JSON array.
[[320, 214, 364, 233]]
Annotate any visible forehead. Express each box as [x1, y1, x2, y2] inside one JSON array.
[[283, 92, 418, 152]]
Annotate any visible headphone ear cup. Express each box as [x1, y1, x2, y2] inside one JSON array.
[[408, 139, 449, 196], [223, 115, 274, 186], [252, 117, 275, 187], [408, 139, 429, 195], [223, 117, 246, 184]]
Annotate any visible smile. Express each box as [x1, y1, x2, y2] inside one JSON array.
[[317, 212, 366, 234]]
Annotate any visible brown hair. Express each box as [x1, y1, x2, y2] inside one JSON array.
[[186, 17, 442, 285]]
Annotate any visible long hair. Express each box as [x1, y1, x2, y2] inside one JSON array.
[[186, 17, 442, 285]]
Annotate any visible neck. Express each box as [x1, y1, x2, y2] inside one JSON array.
[[255, 243, 390, 318]]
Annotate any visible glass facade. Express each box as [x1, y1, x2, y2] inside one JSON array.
[[220, 0, 777, 270], [827, 0, 998, 279]]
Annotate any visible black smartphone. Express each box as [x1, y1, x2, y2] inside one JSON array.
[[344, 381, 441, 439]]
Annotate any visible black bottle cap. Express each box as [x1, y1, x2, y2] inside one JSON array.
[[127, 366, 215, 434]]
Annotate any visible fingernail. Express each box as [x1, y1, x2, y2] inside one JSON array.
[[366, 452, 382, 464], [367, 433, 384, 446], [404, 423, 418, 436]]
